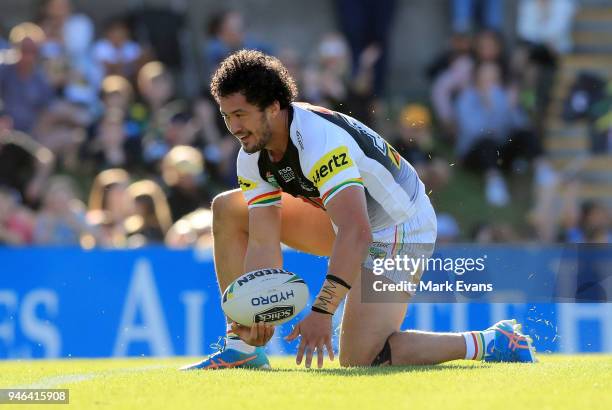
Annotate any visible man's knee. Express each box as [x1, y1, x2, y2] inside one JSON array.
[[339, 333, 395, 367], [211, 190, 245, 235]]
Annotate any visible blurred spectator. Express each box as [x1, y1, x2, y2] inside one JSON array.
[[455, 61, 540, 206], [36, 0, 97, 95], [87, 168, 133, 247], [33, 175, 93, 245], [334, 0, 396, 97], [431, 54, 474, 137], [0, 186, 35, 245], [92, 16, 142, 80], [1, 23, 53, 134], [0, 22, 9, 50], [565, 201, 612, 244], [82, 75, 141, 170], [304, 32, 380, 126], [473, 29, 508, 77], [125, 179, 173, 246], [189, 93, 236, 186], [472, 221, 520, 243], [0, 109, 55, 208], [204, 10, 273, 77], [161, 145, 216, 221], [437, 212, 461, 243], [136, 61, 185, 168], [165, 208, 213, 249], [392, 104, 450, 192], [452, 0, 504, 33], [127, 5, 185, 71], [517, 0, 576, 55], [426, 31, 472, 82]]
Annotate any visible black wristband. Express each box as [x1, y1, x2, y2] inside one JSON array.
[[326, 274, 351, 290], [311, 306, 333, 315]]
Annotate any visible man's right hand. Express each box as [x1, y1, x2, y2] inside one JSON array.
[[230, 322, 275, 346]]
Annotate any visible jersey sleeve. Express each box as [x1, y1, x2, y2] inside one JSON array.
[[236, 150, 282, 209], [301, 123, 364, 208]]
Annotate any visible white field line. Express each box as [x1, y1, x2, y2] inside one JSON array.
[[9, 364, 170, 389]]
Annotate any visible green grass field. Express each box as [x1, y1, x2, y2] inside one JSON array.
[[1, 355, 611, 410]]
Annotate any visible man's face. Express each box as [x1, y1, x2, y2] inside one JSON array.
[[219, 93, 273, 154]]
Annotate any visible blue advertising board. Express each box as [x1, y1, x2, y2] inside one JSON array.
[[0, 246, 611, 359]]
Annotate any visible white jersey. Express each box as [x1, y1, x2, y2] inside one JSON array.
[[237, 102, 425, 231]]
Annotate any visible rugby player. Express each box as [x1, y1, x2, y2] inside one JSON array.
[[182, 50, 536, 370]]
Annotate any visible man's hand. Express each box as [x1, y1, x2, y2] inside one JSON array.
[[285, 311, 334, 368], [230, 322, 275, 347]]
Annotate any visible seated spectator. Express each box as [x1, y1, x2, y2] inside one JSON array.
[[33, 175, 93, 245], [165, 208, 213, 249], [125, 179, 173, 246], [1, 23, 53, 134], [455, 62, 539, 206], [92, 16, 142, 80], [0, 186, 34, 245], [0, 108, 55, 208], [161, 146, 217, 221], [392, 104, 450, 192], [87, 168, 133, 247], [204, 10, 273, 76]]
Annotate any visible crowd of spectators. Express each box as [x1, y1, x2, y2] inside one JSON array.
[[0, 0, 609, 247]]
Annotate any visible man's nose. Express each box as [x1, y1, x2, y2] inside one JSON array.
[[228, 118, 244, 135]]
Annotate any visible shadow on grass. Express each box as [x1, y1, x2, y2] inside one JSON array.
[[240, 363, 491, 376]]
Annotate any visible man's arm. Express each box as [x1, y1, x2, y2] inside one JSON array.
[[286, 185, 372, 368], [309, 185, 371, 315], [230, 204, 282, 346], [243, 205, 283, 272]]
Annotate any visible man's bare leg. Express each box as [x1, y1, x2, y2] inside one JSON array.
[[211, 189, 335, 292], [339, 268, 466, 366]]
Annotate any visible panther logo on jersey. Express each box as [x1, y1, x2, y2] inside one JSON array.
[[238, 176, 257, 191]]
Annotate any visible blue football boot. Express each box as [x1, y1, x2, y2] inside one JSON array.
[[180, 337, 270, 370], [484, 319, 537, 363]]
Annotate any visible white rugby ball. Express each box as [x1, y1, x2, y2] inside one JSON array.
[[222, 268, 309, 326]]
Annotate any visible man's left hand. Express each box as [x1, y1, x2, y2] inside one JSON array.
[[285, 311, 334, 368]]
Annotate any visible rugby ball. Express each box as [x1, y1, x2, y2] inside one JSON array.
[[222, 268, 309, 326]]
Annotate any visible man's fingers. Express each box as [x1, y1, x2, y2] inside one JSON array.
[[305, 343, 315, 368], [231, 322, 248, 338], [264, 324, 274, 342], [285, 324, 300, 341], [326, 338, 335, 362], [296, 340, 306, 365], [317, 342, 324, 368], [249, 322, 258, 342]]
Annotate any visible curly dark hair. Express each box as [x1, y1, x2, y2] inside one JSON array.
[[210, 49, 298, 110]]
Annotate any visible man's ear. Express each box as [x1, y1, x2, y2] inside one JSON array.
[[266, 101, 281, 119]]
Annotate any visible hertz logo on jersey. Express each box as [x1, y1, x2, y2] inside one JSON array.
[[309, 146, 354, 188], [238, 176, 258, 191]]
